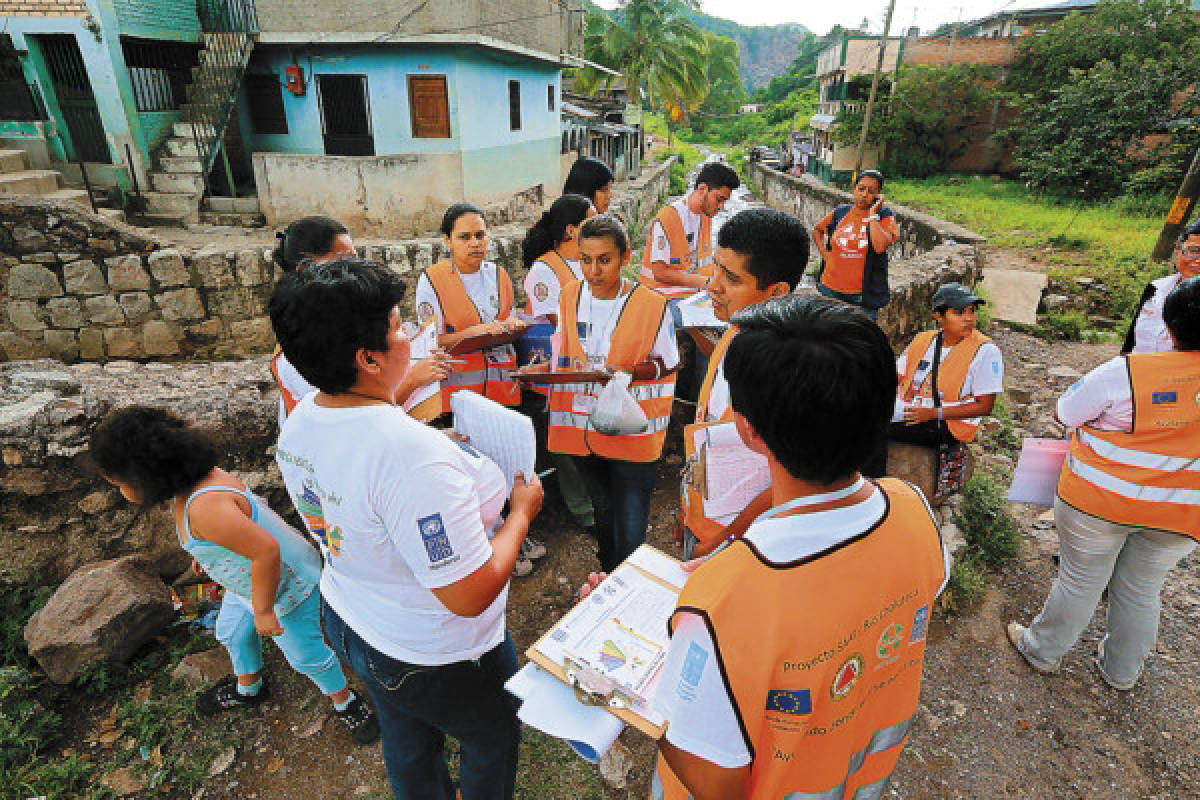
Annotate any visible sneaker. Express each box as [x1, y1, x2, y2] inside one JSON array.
[[1095, 638, 1138, 691], [335, 695, 381, 745], [512, 556, 534, 578], [196, 675, 270, 716], [521, 537, 547, 561], [1006, 622, 1058, 675]]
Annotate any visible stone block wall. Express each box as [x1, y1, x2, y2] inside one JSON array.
[[0, 0, 88, 16], [748, 163, 987, 347]]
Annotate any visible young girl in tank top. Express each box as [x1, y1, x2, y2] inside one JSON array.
[[89, 406, 378, 743]]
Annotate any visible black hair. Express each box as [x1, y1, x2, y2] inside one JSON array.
[[272, 216, 350, 271], [440, 202, 485, 237], [725, 295, 896, 483], [716, 208, 810, 290], [1180, 219, 1200, 241], [521, 193, 593, 268], [695, 161, 740, 192], [90, 406, 220, 506], [857, 169, 885, 189], [578, 213, 629, 254], [269, 258, 407, 394], [1163, 275, 1200, 351], [563, 157, 615, 204]]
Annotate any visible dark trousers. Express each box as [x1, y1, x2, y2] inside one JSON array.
[[864, 420, 958, 478], [321, 600, 520, 800], [571, 455, 657, 571]]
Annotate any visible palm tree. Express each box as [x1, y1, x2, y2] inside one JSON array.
[[575, 0, 710, 138]]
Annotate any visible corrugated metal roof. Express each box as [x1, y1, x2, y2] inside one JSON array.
[[561, 101, 598, 119]]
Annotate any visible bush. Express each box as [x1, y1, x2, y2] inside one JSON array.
[[945, 551, 987, 607], [881, 150, 942, 180], [955, 473, 1021, 567], [668, 159, 688, 195], [1042, 309, 1087, 341]]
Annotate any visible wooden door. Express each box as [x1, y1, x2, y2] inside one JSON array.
[[408, 75, 450, 139]]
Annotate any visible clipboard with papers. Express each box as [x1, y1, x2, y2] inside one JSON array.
[[524, 545, 690, 738], [447, 323, 531, 356], [682, 420, 771, 520]]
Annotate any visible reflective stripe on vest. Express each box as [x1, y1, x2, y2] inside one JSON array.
[[547, 281, 676, 462], [423, 259, 519, 412], [640, 205, 714, 297], [653, 479, 945, 800], [683, 327, 739, 543], [896, 329, 991, 442], [1057, 351, 1200, 540]]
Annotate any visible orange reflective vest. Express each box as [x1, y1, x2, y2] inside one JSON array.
[[524, 250, 578, 315], [897, 328, 992, 442], [547, 281, 675, 462], [653, 479, 946, 800], [681, 327, 738, 543], [1057, 351, 1200, 540], [422, 259, 520, 413], [640, 204, 714, 297]]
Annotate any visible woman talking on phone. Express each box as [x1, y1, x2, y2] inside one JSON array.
[[811, 169, 898, 320]]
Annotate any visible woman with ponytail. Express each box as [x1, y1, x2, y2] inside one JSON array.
[[521, 193, 595, 325]]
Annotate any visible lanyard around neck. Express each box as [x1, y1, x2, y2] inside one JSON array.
[[752, 476, 867, 525]]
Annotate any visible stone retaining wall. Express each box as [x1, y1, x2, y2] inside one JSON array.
[[0, 160, 672, 364], [749, 163, 987, 346]]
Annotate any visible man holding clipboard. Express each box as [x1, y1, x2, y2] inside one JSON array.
[[679, 208, 811, 558]]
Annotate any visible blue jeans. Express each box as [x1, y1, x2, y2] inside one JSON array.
[[215, 589, 347, 695], [816, 282, 879, 320], [572, 455, 657, 571], [321, 599, 520, 800]]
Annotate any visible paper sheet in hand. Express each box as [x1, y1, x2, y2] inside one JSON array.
[[505, 663, 625, 764], [401, 321, 441, 417], [676, 291, 729, 330], [1008, 438, 1070, 506], [693, 422, 771, 519], [450, 392, 536, 493]]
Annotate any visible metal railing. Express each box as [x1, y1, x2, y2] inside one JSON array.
[[188, 0, 258, 194]]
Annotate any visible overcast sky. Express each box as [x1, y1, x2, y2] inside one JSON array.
[[592, 1, 1054, 36]]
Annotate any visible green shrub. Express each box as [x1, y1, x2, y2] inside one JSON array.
[[945, 551, 986, 607], [955, 473, 1021, 567], [1042, 309, 1087, 341], [668, 159, 688, 195], [978, 394, 1020, 459]]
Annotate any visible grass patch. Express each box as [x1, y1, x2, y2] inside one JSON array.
[[885, 176, 1173, 328]]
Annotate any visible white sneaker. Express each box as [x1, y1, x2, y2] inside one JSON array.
[[1006, 622, 1058, 675]]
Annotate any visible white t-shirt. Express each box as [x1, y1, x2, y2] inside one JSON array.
[[272, 350, 317, 429], [524, 256, 583, 318], [275, 396, 509, 665], [654, 487, 949, 768], [562, 282, 680, 371], [1132, 273, 1180, 354], [415, 261, 505, 331], [1057, 356, 1133, 432], [893, 339, 1004, 424], [704, 356, 730, 422], [648, 198, 705, 268]]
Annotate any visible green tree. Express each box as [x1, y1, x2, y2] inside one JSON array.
[[1006, 0, 1200, 99], [1011, 53, 1200, 197], [691, 33, 747, 134], [833, 64, 1003, 177], [575, 0, 709, 128]]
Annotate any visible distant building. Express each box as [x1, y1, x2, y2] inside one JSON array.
[[560, 79, 641, 183], [738, 103, 764, 114], [808, 32, 904, 184]]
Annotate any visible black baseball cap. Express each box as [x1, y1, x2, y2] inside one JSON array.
[[932, 282, 985, 311]]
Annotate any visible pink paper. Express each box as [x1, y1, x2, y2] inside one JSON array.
[[1008, 438, 1070, 506]]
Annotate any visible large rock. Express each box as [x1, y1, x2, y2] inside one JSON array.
[[172, 646, 233, 688], [885, 442, 975, 507], [24, 554, 174, 683]]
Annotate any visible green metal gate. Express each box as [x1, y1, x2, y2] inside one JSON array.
[[37, 34, 110, 163]]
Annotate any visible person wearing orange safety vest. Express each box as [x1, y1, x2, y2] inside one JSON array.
[[865, 282, 1004, 478], [415, 203, 526, 415], [545, 214, 678, 571], [677, 208, 809, 560], [1009, 275, 1200, 692], [579, 295, 947, 800]]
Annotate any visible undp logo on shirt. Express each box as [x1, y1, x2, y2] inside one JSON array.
[[418, 513, 455, 564]]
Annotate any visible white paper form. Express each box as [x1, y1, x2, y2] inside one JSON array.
[[676, 291, 729, 330], [1008, 437, 1070, 506], [505, 663, 625, 764], [450, 391, 537, 493], [693, 422, 771, 519], [401, 320, 441, 414]]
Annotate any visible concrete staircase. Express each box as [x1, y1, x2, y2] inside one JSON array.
[[0, 148, 123, 222], [141, 122, 206, 226]]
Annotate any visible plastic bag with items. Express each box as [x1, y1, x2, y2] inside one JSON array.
[[589, 372, 648, 435]]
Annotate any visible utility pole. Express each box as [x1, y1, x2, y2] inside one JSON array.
[[1151, 145, 1200, 261], [854, 0, 898, 179]]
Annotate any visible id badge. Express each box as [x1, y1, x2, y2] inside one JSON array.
[[572, 394, 597, 415]]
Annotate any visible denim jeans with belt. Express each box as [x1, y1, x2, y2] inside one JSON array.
[[571, 455, 658, 572], [816, 281, 879, 320], [321, 599, 521, 800], [1018, 498, 1196, 685]]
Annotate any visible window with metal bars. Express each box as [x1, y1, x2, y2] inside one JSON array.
[[509, 80, 521, 131], [0, 34, 45, 121], [120, 37, 201, 112], [245, 73, 287, 134]]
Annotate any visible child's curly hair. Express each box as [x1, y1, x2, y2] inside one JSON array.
[[89, 406, 220, 505]]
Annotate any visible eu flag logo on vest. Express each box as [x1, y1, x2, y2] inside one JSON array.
[[765, 689, 812, 716], [1152, 391, 1177, 405]]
